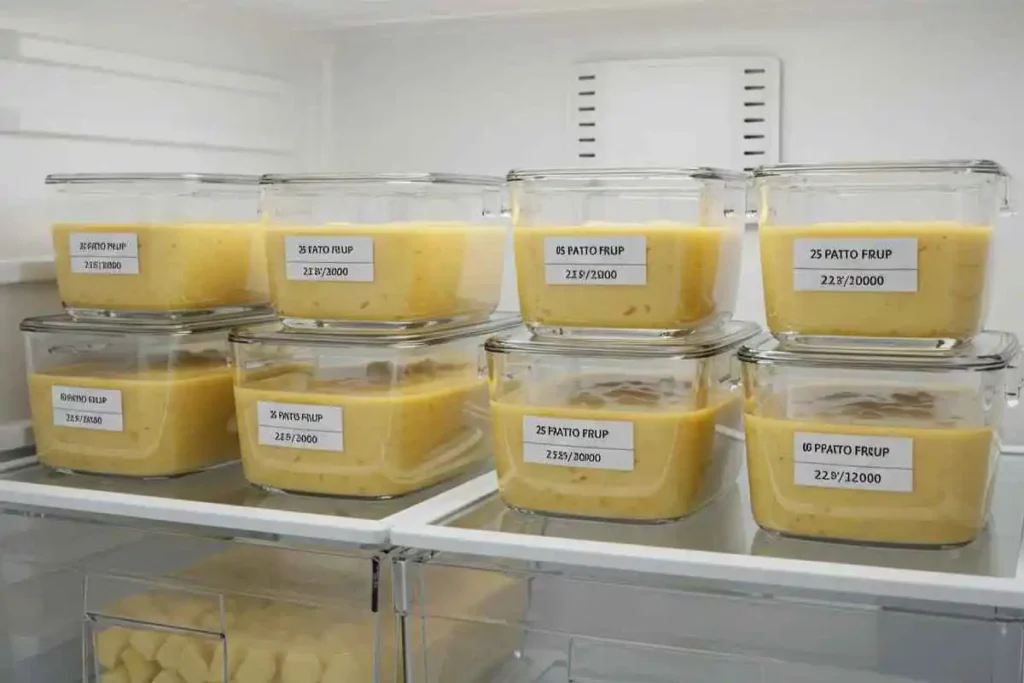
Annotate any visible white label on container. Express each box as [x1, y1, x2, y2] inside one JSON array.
[[792, 238, 918, 292], [793, 432, 913, 492], [69, 233, 139, 275], [543, 236, 646, 285], [257, 401, 343, 452], [51, 386, 123, 432], [522, 415, 634, 471], [284, 236, 374, 282]]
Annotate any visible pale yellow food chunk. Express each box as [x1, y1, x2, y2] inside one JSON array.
[[281, 647, 322, 683], [233, 645, 277, 683], [177, 640, 211, 683], [207, 639, 245, 682], [102, 666, 131, 683], [129, 631, 166, 661], [153, 672, 184, 683], [321, 652, 359, 683], [121, 646, 159, 683], [156, 635, 189, 671], [96, 627, 132, 669]]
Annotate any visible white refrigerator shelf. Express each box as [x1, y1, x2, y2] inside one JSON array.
[[391, 458, 1024, 611], [0, 457, 488, 547]]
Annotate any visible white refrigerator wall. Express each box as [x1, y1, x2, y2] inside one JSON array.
[[0, 4, 331, 448]]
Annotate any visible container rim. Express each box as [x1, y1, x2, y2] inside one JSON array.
[[507, 167, 748, 183], [45, 173, 260, 185], [260, 172, 504, 187], [486, 321, 763, 359], [738, 331, 1020, 371], [752, 159, 1008, 179], [230, 313, 522, 348], [20, 311, 277, 336]]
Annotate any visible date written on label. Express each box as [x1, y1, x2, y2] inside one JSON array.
[[793, 238, 918, 293], [257, 401, 344, 452], [69, 232, 139, 275], [794, 432, 913, 492], [543, 236, 647, 286], [51, 385, 124, 432], [522, 415, 634, 471], [285, 236, 374, 282]]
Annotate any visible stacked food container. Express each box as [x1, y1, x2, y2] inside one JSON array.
[[23, 173, 274, 478], [742, 160, 1020, 547], [487, 168, 762, 521], [231, 173, 518, 497]]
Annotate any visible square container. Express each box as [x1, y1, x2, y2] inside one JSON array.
[[486, 321, 761, 522], [259, 173, 507, 329], [22, 313, 271, 478], [507, 167, 747, 336], [47, 173, 268, 319], [739, 332, 1022, 547], [230, 314, 520, 498], [754, 160, 1011, 347]]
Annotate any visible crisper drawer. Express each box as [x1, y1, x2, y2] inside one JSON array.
[[83, 541, 395, 683], [398, 552, 1024, 683]]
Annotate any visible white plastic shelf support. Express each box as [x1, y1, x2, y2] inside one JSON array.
[[390, 463, 1024, 611]]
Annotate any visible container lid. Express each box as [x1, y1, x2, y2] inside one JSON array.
[[260, 172, 504, 187], [507, 167, 747, 183], [45, 173, 260, 185], [738, 332, 1020, 372], [752, 159, 1008, 179], [486, 321, 763, 360], [20, 311, 277, 336], [230, 313, 522, 348]]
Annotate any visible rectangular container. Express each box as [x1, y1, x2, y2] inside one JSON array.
[[47, 173, 268, 319], [507, 167, 747, 336], [754, 160, 1010, 348], [260, 173, 507, 329], [486, 321, 761, 522], [739, 332, 1021, 547], [230, 314, 520, 498], [22, 313, 271, 478]]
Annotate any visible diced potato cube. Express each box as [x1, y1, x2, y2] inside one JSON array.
[[96, 627, 132, 669], [234, 645, 277, 683], [281, 648, 321, 683], [101, 666, 131, 683], [177, 639, 211, 683], [206, 639, 245, 683], [156, 636, 189, 671], [153, 672, 184, 683], [129, 630, 166, 661], [321, 653, 359, 683], [121, 647, 158, 683]]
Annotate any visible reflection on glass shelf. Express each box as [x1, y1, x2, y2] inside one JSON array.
[[0, 456, 489, 522], [445, 457, 1024, 580]]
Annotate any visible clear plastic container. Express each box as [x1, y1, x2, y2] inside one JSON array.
[[47, 173, 268, 319], [22, 312, 272, 477], [230, 314, 520, 498], [754, 160, 1011, 348], [260, 173, 507, 329], [739, 332, 1022, 547], [486, 321, 761, 522], [507, 168, 747, 336]]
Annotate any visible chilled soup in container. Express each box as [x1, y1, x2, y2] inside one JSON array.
[[48, 173, 267, 319], [231, 315, 520, 498], [754, 160, 1010, 347], [508, 168, 746, 336], [739, 332, 1021, 547], [487, 321, 761, 522], [260, 173, 507, 329]]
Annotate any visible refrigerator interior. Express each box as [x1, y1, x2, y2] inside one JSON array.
[[1, 0, 1024, 681]]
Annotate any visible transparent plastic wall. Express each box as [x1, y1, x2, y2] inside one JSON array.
[[398, 551, 1024, 683], [0, 516, 394, 683]]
